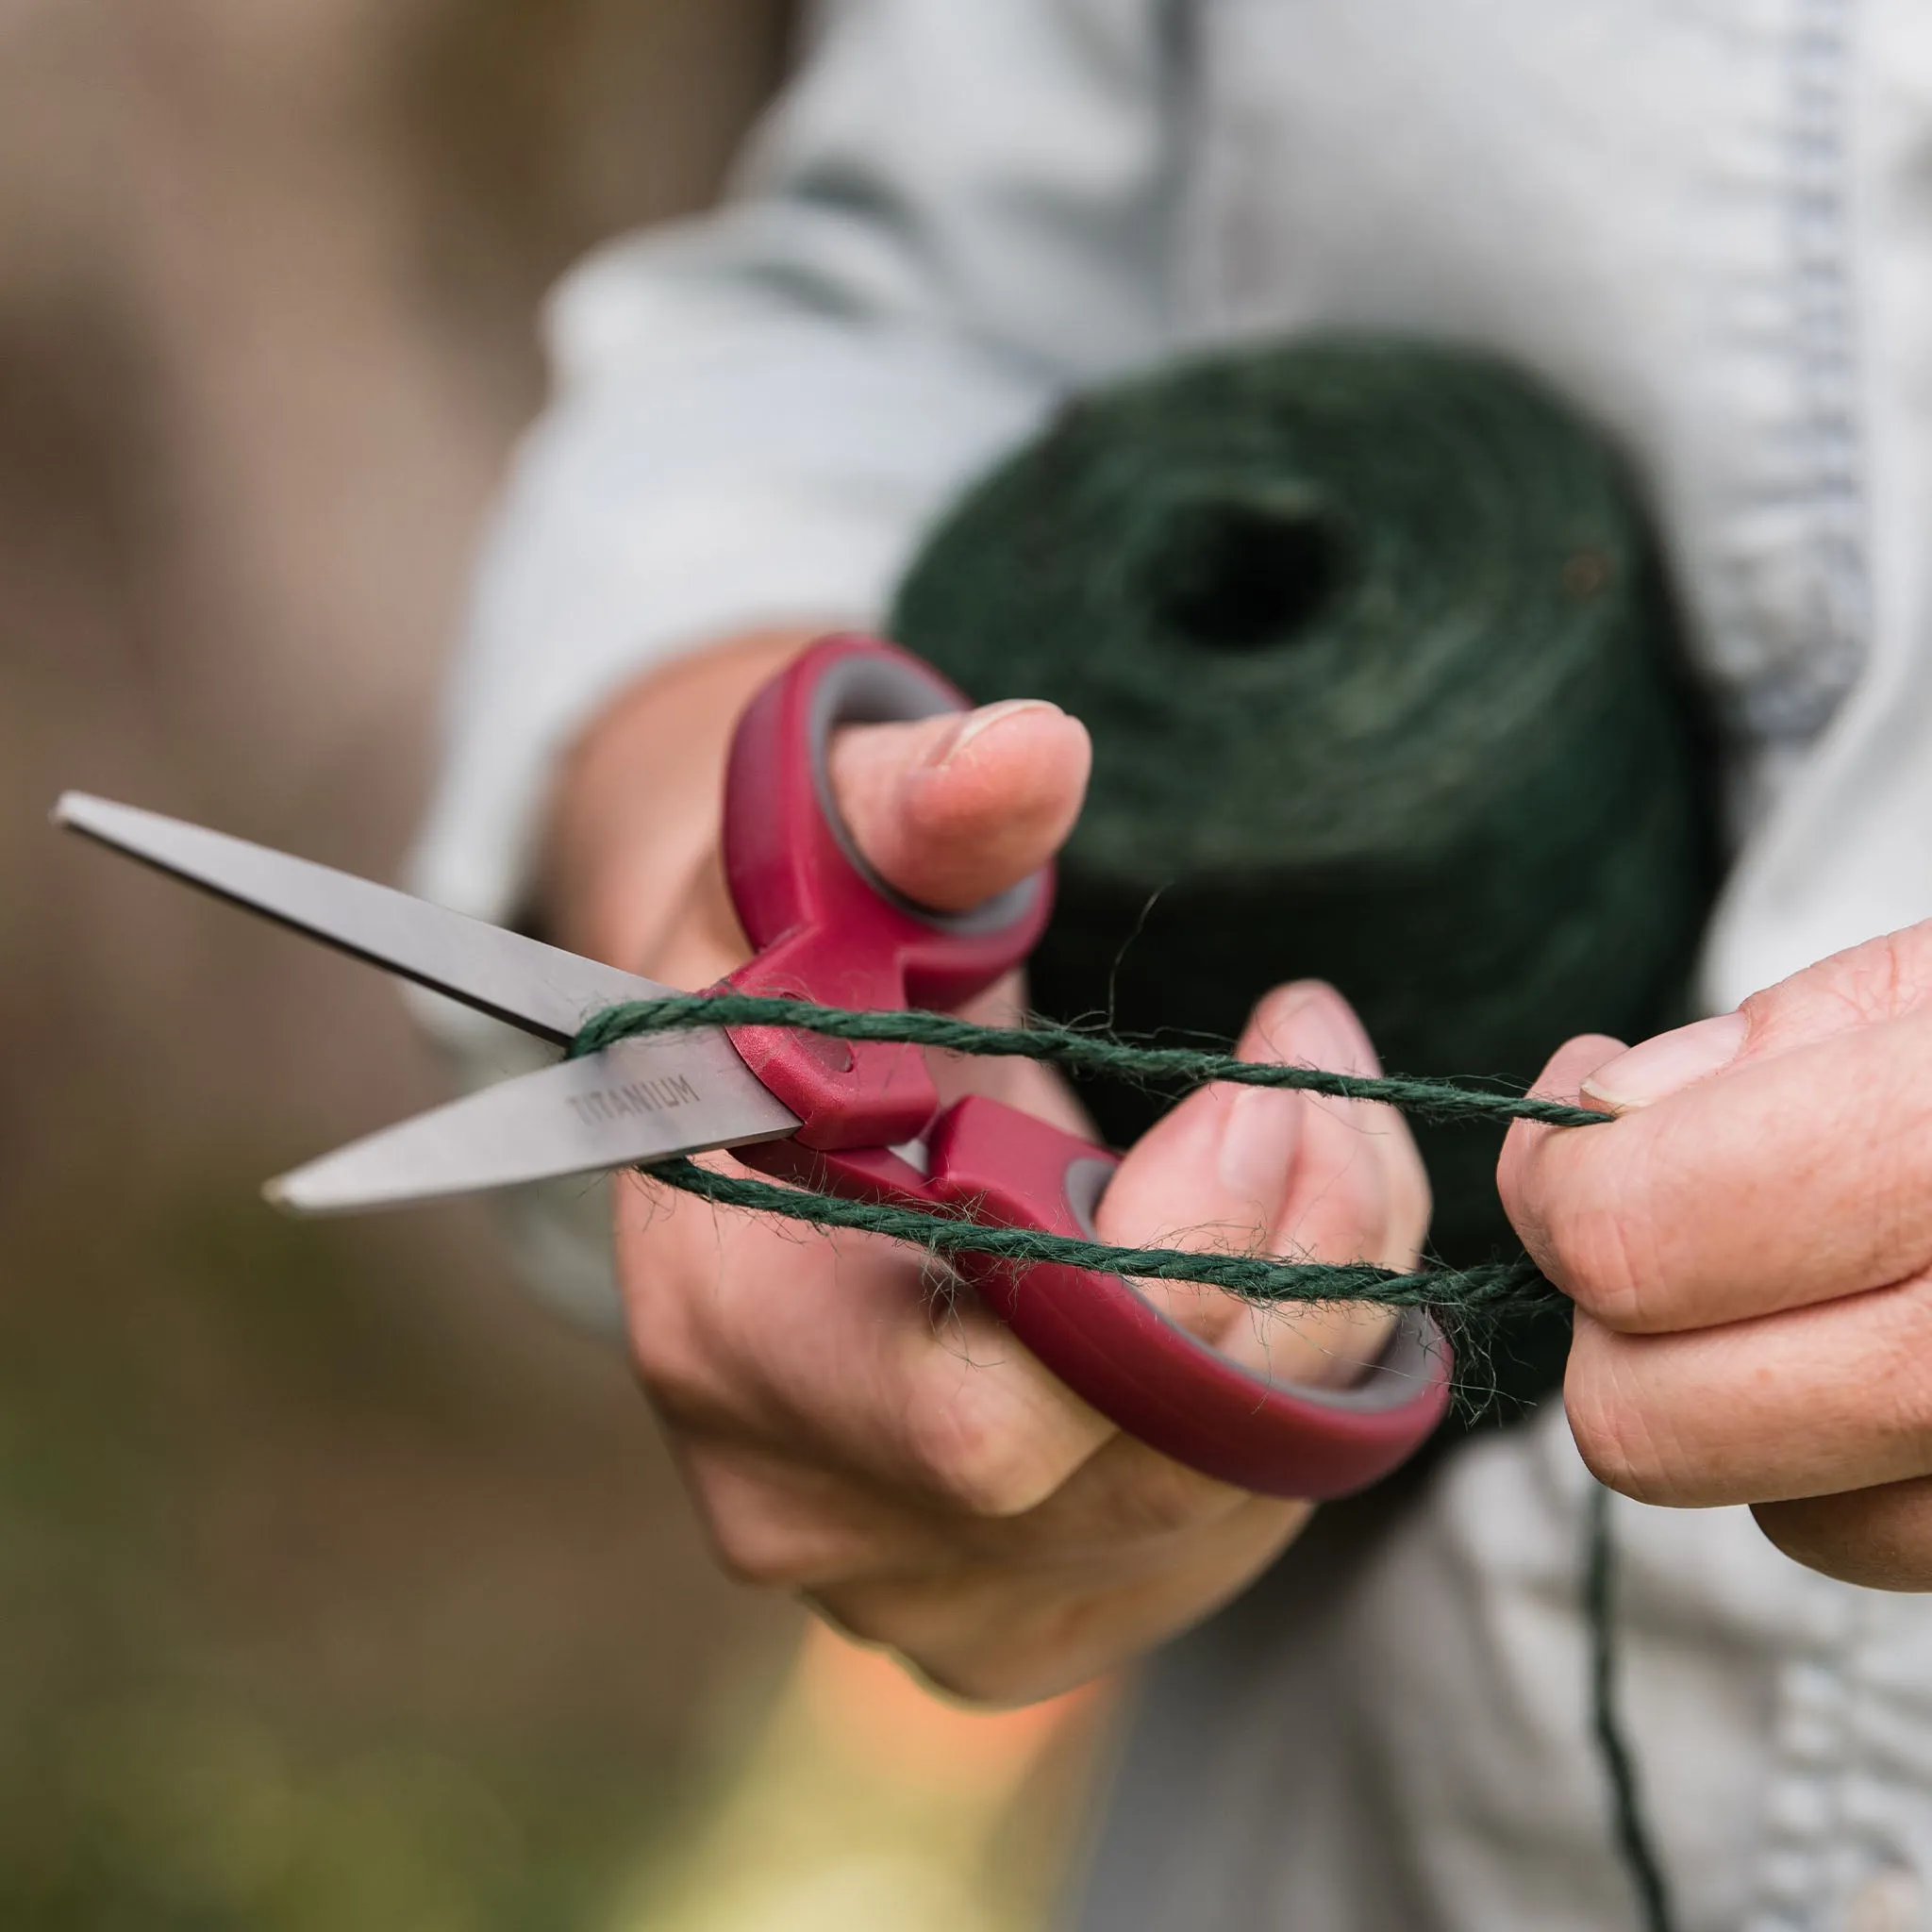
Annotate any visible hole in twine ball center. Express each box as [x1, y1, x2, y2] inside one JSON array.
[[1146, 496, 1351, 651]]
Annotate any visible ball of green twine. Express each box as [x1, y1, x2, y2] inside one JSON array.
[[892, 338, 1717, 1413]]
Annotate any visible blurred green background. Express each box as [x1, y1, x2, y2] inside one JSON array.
[[0, 4, 809, 1924]]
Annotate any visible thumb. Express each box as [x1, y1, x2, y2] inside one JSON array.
[[1578, 920, 1932, 1116], [827, 700, 1091, 912], [1098, 982, 1418, 1387]]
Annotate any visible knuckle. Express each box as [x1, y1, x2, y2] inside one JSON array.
[[686, 1458, 860, 1591], [1860, 1285, 1932, 1446], [898, 1393, 1069, 1517], [708, 1526, 824, 1590], [1745, 925, 1932, 1048], [617, 1224, 723, 1395], [625, 1300, 722, 1426], [807, 1591, 1048, 1707], [1539, 1184, 1652, 1329], [707, 1518, 824, 1591], [1816, 931, 1923, 1023], [1094, 1452, 1237, 1539], [807, 1587, 917, 1658], [1563, 1331, 1687, 1503], [909, 1648, 1057, 1708], [1514, 1109, 1701, 1335], [1851, 930, 1922, 1018]]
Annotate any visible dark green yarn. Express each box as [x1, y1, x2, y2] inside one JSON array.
[[570, 993, 1607, 1129], [572, 993, 1588, 1372], [1587, 1483, 1675, 1932], [891, 338, 1718, 1410], [639, 1155, 1561, 1326]]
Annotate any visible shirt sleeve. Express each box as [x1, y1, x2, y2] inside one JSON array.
[[410, 0, 1180, 926]]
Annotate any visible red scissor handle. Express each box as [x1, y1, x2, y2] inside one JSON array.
[[721, 633, 1051, 1150], [719, 633, 1449, 1499], [929, 1100, 1450, 1498]]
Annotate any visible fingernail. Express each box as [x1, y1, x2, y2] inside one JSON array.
[[1216, 1083, 1305, 1208], [1580, 1010, 1748, 1111], [928, 699, 1061, 770]]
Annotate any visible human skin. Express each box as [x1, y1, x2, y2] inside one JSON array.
[[1501, 924, 1932, 1591], [541, 628, 1429, 1704]]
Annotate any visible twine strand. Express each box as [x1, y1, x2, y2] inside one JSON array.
[[573, 992, 1608, 1128], [1587, 1483, 1675, 1932], [644, 1155, 1562, 1320], [572, 992, 1604, 1323]]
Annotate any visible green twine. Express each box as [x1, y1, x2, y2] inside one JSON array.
[[570, 992, 1607, 1129], [1587, 1483, 1674, 1932], [640, 1157, 1558, 1317], [569, 991, 1596, 1324]]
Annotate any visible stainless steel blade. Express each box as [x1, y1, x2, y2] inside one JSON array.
[[56, 791, 667, 1042], [265, 1032, 800, 1214]]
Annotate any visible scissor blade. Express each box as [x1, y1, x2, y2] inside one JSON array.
[[55, 791, 666, 1043], [265, 1032, 800, 1215]]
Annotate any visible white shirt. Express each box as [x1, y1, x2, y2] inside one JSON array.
[[413, 4, 1932, 1924]]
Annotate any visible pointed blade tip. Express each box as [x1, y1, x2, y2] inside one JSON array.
[[260, 1167, 370, 1219], [261, 1172, 320, 1217], [261, 1151, 501, 1219], [52, 792, 142, 843]]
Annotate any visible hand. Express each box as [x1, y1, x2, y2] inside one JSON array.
[[544, 630, 1429, 1702], [1500, 921, 1932, 1590]]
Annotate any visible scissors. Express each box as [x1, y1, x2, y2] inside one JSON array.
[[57, 632, 1449, 1498]]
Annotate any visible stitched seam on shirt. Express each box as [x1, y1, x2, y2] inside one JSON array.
[[1833, 1591, 1906, 1914], [1744, 1579, 1859, 1930], [1739, 14, 1867, 1924], [1744, 0, 1870, 747]]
